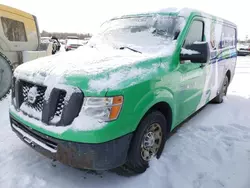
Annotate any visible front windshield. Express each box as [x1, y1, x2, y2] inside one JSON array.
[[88, 15, 185, 54]]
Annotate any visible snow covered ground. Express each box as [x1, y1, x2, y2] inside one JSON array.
[[1, 56, 250, 188]]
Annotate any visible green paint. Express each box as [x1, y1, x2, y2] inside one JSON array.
[[10, 10, 237, 144]]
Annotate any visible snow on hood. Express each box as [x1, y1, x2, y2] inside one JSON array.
[[15, 43, 176, 94], [15, 46, 145, 83], [88, 63, 160, 93]]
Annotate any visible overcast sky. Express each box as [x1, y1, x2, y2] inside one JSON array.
[[1, 0, 249, 39]]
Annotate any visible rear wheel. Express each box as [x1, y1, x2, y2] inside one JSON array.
[[212, 75, 229, 103], [0, 53, 13, 101], [113, 111, 167, 176]]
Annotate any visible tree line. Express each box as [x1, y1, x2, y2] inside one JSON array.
[[41, 30, 92, 40]]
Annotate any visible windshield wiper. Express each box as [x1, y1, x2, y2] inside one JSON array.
[[119, 46, 142, 54]]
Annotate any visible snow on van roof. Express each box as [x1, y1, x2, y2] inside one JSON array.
[[120, 7, 236, 27], [118, 7, 195, 17], [149, 7, 196, 16]]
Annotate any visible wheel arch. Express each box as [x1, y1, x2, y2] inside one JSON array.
[[146, 102, 173, 133], [134, 100, 174, 136], [132, 88, 175, 134]]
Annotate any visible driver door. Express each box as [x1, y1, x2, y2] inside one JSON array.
[[176, 19, 207, 123]]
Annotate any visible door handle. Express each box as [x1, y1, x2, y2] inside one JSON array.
[[200, 64, 206, 68]]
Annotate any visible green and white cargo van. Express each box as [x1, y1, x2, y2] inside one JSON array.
[[9, 8, 237, 175]]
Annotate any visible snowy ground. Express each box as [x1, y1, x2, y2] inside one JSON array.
[[1, 56, 250, 188]]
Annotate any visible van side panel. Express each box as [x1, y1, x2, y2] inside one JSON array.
[[172, 13, 237, 129], [196, 16, 237, 109], [0, 8, 38, 52]]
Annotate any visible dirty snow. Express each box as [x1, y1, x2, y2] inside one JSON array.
[[1, 56, 250, 188]]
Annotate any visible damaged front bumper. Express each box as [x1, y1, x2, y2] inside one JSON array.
[[10, 114, 133, 170]]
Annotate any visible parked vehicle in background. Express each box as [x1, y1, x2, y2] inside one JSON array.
[[9, 8, 237, 176], [65, 38, 83, 51], [81, 39, 89, 45], [41, 37, 56, 54], [51, 36, 61, 53], [0, 4, 52, 100], [237, 44, 250, 56], [41, 36, 61, 54], [40, 37, 51, 43], [59, 39, 66, 45]]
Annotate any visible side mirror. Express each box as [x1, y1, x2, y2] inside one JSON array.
[[180, 42, 210, 63]]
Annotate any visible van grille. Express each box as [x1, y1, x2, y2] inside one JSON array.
[[21, 81, 46, 112], [12, 78, 83, 126]]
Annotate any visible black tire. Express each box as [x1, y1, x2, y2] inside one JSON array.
[[212, 75, 229, 104], [0, 52, 13, 101], [52, 48, 57, 55], [52, 43, 57, 55], [113, 111, 167, 176]]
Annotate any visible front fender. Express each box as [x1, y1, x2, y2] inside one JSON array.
[[132, 87, 175, 131]]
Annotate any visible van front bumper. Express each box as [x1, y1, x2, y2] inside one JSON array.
[[10, 114, 133, 170]]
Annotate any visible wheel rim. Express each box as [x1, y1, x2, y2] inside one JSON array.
[[140, 123, 163, 161]]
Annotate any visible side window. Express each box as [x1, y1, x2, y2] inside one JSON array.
[[220, 26, 236, 49], [183, 20, 204, 47], [1, 17, 27, 42]]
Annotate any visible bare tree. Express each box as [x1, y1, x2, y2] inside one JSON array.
[[41, 30, 92, 40]]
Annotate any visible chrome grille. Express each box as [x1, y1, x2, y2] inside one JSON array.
[[21, 81, 46, 112], [54, 91, 66, 117]]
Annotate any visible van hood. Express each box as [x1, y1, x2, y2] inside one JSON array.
[[15, 45, 174, 95]]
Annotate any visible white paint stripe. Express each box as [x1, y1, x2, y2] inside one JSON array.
[[12, 124, 57, 153]]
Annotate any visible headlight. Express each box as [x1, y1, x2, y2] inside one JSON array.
[[82, 96, 123, 121]]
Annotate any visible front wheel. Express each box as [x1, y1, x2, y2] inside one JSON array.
[[212, 76, 229, 103], [113, 111, 167, 176]]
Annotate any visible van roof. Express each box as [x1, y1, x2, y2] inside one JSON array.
[[118, 7, 236, 28], [0, 4, 34, 20]]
